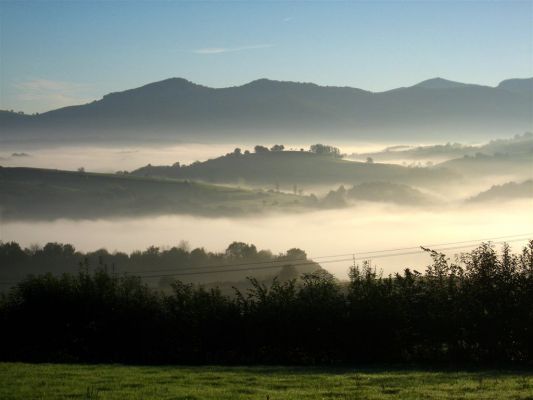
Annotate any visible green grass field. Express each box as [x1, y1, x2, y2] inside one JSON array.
[[1, 363, 532, 400]]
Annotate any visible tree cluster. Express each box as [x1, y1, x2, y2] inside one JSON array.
[[0, 241, 313, 285], [309, 144, 341, 157]]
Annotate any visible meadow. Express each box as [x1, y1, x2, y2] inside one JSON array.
[[1, 363, 532, 400]]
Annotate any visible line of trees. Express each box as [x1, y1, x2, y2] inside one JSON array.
[[0, 241, 315, 287], [1, 241, 532, 365], [225, 144, 341, 156]]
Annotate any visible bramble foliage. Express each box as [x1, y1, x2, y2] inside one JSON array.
[[1, 241, 532, 365]]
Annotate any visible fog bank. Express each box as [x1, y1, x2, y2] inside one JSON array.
[[2, 200, 531, 278]]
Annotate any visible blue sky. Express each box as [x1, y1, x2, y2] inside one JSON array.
[[1, 1, 531, 113]]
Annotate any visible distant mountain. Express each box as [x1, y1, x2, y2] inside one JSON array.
[[1, 77, 532, 144], [497, 78, 533, 95], [412, 77, 476, 89]]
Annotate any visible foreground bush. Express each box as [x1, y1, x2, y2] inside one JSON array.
[[1, 241, 532, 365]]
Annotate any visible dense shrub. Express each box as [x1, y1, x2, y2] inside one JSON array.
[[1, 241, 532, 365]]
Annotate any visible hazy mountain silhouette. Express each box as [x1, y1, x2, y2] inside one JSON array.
[[411, 77, 475, 89], [497, 78, 533, 95], [1, 77, 532, 144]]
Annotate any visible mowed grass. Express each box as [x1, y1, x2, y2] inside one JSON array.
[[1, 363, 532, 400]]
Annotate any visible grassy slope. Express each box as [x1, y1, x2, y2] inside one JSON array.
[[0, 167, 310, 220], [132, 151, 456, 188], [1, 363, 532, 400]]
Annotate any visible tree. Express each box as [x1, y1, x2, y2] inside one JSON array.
[[366, 157, 374, 164], [270, 144, 285, 152], [225, 242, 257, 259], [254, 145, 269, 153], [309, 144, 341, 157], [286, 248, 307, 261]]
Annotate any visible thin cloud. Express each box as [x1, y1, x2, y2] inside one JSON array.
[[15, 78, 90, 93], [13, 78, 95, 111], [193, 44, 273, 55]]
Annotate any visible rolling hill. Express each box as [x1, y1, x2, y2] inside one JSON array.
[[130, 150, 457, 189], [349, 132, 533, 163], [468, 180, 533, 203], [321, 182, 436, 208], [436, 152, 533, 180], [0, 167, 314, 220]]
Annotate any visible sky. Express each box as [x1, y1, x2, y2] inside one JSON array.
[[0, 0, 532, 113]]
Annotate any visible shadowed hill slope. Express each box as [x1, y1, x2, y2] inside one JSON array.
[[0, 167, 314, 220]]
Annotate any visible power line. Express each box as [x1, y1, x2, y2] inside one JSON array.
[[1, 235, 531, 284], [134, 237, 531, 279], [123, 233, 533, 276], [313, 232, 533, 258]]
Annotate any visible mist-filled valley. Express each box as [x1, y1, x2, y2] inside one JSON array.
[[1, 133, 531, 289], [3, 200, 532, 278]]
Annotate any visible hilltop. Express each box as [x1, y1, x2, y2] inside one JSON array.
[[131, 147, 456, 190]]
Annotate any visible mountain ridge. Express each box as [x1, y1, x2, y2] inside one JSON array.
[[1, 76, 531, 143]]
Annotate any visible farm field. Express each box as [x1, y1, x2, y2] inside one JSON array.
[[1, 363, 532, 400]]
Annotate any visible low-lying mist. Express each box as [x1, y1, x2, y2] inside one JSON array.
[[0, 140, 455, 173], [2, 199, 531, 279], [0, 143, 237, 173]]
